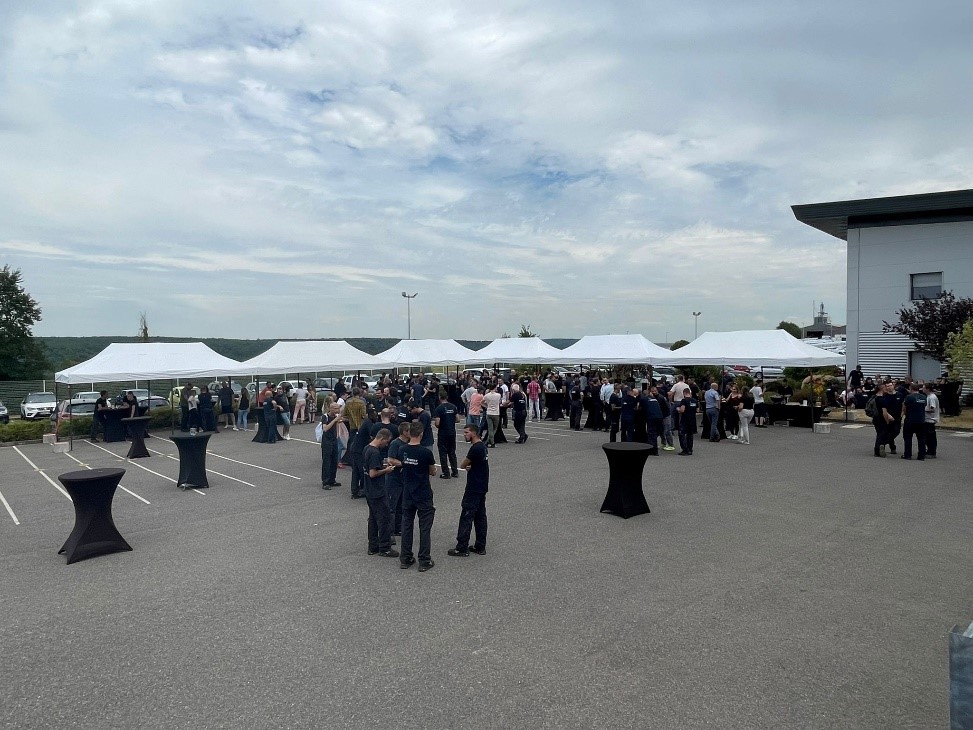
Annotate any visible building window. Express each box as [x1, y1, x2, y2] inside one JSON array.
[[910, 272, 942, 300]]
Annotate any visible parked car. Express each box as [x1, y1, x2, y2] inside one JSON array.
[[314, 377, 339, 391], [168, 386, 200, 406], [114, 388, 150, 406], [0, 399, 9, 424], [20, 392, 57, 420], [51, 399, 98, 434], [139, 396, 171, 410]]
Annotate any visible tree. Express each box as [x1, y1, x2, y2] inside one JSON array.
[[776, 321, 802, 339], [0, 265, 49, 380], [883, 290, 973, 361], [944, 318, 973, 378], [518, 324, 536, 338], [670, 339, 689, 350], [137, 312, 150, 342]]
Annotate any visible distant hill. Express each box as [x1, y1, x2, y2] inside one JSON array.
[[38, 336, 581, 373]]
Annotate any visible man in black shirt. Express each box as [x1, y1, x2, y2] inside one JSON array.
[[349, 414, 372, 499], [363, 429, 399, 557], [386, 422, 410, 536], [608, 383, 623, 442], [412, 402, 434, 448], [901, 383, 927, 460], [399, 421, 437, 572], [568, 379, 584, 431], [619, 385, 637, 442], [90, 390, 110, 442], [448, 423, 489, 557], [880, 381, 904, 455], [433, 394, 459, 479]]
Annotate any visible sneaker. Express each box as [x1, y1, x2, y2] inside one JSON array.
[[447, 548, 470, 557], [368, 548, 380, 555], [378, 549, 400, 558], [451, 472, 459, 478], [283, 434, 290, 440], [879, 445, 886, 456], [469, 546, 486, 555], [417, 560, 435, 572], [322, 484, 332, 490], [439, 474, 451, 479], [662, 445, 675, 452], [678, 451, 690, 456], [399, 559, 415, 569], [232, 426, 239, 431]]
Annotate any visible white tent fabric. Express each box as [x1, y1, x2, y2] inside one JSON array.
[[470, 337, 566, 365], [555, 334, 672, 364], [55, 342, 245, 384], [376, 339, 479, 367], [240, 340, 393, 375], [659, 330, 846, 367]]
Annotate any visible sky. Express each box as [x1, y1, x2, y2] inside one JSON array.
[[2, 1, 972, 343]]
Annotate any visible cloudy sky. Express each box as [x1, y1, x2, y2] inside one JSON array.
[[1, 1, 971, 342]]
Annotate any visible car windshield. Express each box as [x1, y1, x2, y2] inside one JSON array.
[[26, 393, 54, 403], [69, 403, 96, 414]]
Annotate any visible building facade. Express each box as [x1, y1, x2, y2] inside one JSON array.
[[793, 190, 973, 380]]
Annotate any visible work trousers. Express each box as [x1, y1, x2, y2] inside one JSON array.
[[569, 403, 583, 430], [608, 416, 620, 442], [924, 422, 938, 456], [647, 418, 664, 450], [366, 495, 393, 552], [902, 422, 926, 459], [455, 492, 487, 552], [350, 450, 365, 497], [620, 417, 635, 442], [513, 411, 527, 441], [438, 434, 458, 476], [400, 498, 436, 565], [679, 429, 695, 454], [387, 480, 403, 533], [321, 438, 338, 485]]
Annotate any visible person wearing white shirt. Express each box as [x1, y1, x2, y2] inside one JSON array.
[[923, 383, 940, 458], [750, 381, 767, 427], [293, 383, 309, 424]]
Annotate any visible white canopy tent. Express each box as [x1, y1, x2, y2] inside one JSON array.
[[555, 334, 672, 365], [470, 337, 566, 365], [55, 342, 246, 385], [375, 339, 479, 368], [658, 330, 846, 367], [239, 340, 393, 375]]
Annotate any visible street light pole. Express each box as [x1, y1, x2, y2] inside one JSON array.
[[401, 292, 418, 339], [692, 311, 701, 340]]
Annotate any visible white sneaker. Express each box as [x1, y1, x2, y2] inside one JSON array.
[[284, 434, 291, 440], [232, 426, 239, 431]]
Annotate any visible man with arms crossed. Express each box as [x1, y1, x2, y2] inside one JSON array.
[[448, 423, 489, 557]]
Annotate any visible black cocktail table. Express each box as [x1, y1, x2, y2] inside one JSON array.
[[170, 433, 211, 489], [121, 416, 152, 458], [600, 442, 652, 519], [103, 408, 129, 442], [57, 467, 133, 564]]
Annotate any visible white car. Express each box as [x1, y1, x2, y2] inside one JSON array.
[[20, 392, 57, 420]]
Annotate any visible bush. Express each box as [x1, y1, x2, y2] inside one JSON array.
[[0, 419, 49, 443]]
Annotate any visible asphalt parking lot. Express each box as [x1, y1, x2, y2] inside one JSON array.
[[0, 418, 970, 728]]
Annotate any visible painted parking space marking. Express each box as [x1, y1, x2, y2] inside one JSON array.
[[147, 447, 256, 488], [0, 489, 20, 525], [952, 432, 972, 438], [841, 424, 866, 429], [160, 439, 302, 480], [63, 451, 151, 505], [83, 440, 211, 496], [12, 446, 71, 501]]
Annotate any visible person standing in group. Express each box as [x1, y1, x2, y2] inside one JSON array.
[[467, 384, 485, 428], [218, 380, 235, 432], [386, 422, 410, 536], [235, 385, 250, 431], [871, 381, 890, 457], [199, 385, 217, 432], [668, 375, 690, 434], [342, 388, 367, 467], [292, 381, 309, 424], [263, 393, 280, 444], [724, 384, 742, 440], [704, 381, 722, 442], [320, 403, 343, 488], [273, 385, 292, 440], [483, 384, 502, 448], [306, 384, 317, 424], [568, 379, 584, 431], [677, 390, 698, 455], [901, 383, 927, 461], [880, 380, 904, 455], [399, 421, 438, 572], [363, 428, 399, 558], [509, 383, 529, 443], [750, 379, 767, 428], [434, 394, 459, 478], [640, 385, 665, 455], [179, 383, 194, 431], [349, 410, 373, 499], [448, 423, 489, 557], [738, 387, 755, 444], [619, 385, 638, 442], [90, 390, 110, 442], [527, 376, 541, 421], [923, 383, 939, 458]]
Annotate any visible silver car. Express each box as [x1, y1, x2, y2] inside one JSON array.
[[20, 392, 57, 420]]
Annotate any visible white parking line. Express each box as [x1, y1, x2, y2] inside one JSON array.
[[841, 424, 866, 429], [147, 448, 256, 487], [0, 489, 20, 525], [12, 446, 71, 501], [159, 438, 302, 480], [952, 432, 972, 438], [62, 451, 151, 505]]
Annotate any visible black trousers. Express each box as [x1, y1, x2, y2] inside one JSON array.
[[902, 422, 926, 459], [179, 403, 189, 431], [609, 416, 620, 442], [924, 422, 938, 456], [679, 430, 695, 454], [647, 418, 664, 449], [513, 412, 527, 441], [401, 498, 435, 565], [569, 403, 583, 430], [366, 495, 393, 552], [387, 480, 403, 533], [321, 438, 338, 485], [438, 434, 458, 475], [455, 491, 487, 551], [350, 450, 365, 497], [620, 418, 635, 442]]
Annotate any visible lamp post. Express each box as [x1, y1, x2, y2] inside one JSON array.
[[692, 311, 701, 340], [401, 292, 418, 339]]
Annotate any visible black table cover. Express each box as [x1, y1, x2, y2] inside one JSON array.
[[600, 442, 652, 519], [170, 433, 211, 489], [57, 467, 132, 564], [102, 408, 129, 443], [544, 392, 564, 420], [122, 416, 151, 458], [766, 403, 823, 428], [252, 408, 283, 443]]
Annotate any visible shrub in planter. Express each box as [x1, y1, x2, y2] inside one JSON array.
[[0, 419, 49, 443]]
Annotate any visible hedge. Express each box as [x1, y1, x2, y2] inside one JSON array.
[[0, 420, 49, 443]]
